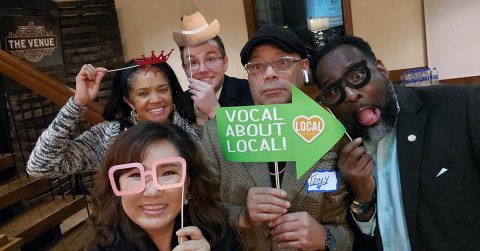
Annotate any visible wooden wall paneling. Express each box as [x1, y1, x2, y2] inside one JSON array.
[[0, 1, 72, 168], [439, 76, 480, 85], [55, 0, 124, 105]]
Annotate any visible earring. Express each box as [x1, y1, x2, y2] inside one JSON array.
[[303, 69, 310, 83], [130, 110, 140, 124], [184, 192, 191, 205]]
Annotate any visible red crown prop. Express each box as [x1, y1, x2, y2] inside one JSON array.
[[106, 49, 175, 73], [135, 49, 174, 67]]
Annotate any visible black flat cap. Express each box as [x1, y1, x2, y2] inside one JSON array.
[[240, 26, 307, 65]]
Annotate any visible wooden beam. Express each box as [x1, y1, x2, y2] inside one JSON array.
[[243, 0, 257, 39], [0, 176, 50, 210], [342, 0, 353, 35], [388, 69, 404, 83], [439, 76, 480, 85], [0, 50, 104, 124], [0, 235, 22, 251], [0, 234, 6, 246]]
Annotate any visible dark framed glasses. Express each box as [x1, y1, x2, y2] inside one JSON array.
[[316, 60, 371, 108]]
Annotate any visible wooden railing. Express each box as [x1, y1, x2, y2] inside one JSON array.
[[0, 49, 104, 124]]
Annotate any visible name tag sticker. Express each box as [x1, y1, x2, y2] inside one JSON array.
[[306, 171, 338, 192]]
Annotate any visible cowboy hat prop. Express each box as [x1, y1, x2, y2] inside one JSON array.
[[173, 11, 220, 47], [173, 11, 220, 78]]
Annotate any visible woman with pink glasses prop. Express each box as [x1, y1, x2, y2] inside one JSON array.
[[87, 122, 239, 250]]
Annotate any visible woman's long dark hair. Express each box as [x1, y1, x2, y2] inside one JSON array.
[[102, 61, 195, 126], [88, 122, 226, 249]]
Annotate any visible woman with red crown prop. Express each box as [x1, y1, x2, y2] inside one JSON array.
[[26, 49, 200, 179]]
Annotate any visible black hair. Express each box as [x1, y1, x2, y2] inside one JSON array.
[[311, 36, 377, 84], [102, 61, 195, 126], [179, 35, 226, 63]]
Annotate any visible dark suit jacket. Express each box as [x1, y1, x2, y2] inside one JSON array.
[[183, 74, 253, 111], [354, 85, 480, 251], [217, 75, 254, 107]]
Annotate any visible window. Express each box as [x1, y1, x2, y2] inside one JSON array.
[[243, 0, 352, 49]]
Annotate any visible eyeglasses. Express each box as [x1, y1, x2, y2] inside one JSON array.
[[182, 56, 224, 72], [244, 56, 301, 75], [108, 157, 187, 196], [316, 60, 371, 108]]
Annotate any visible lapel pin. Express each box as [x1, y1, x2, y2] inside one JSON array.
[[407, 134, 416, 142]]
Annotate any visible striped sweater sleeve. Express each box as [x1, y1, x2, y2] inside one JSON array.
[[26, 97, 121, 178]]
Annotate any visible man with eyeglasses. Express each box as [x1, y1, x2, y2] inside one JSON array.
[[312, 36, 480, 250], [174, 12, 253, 125], [202, 26, 353, 251]]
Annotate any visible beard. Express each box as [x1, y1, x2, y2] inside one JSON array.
[[346, 79, 399, 143]]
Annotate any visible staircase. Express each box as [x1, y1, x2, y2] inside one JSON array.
[[0, 154, 14, 173], [49, 221, 90, 251], [0, 234, 22, 251], [0, 1, 127, 249], [0, 172, 89, 251], [0, 18, 102, 251]]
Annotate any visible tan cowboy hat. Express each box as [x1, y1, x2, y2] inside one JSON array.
[[173, 11, 220, 47]]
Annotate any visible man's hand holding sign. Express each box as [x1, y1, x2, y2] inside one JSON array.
[[216, 85, 346, 250]]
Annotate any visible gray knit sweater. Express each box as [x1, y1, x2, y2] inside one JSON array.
[[26, 97, 201, 178]]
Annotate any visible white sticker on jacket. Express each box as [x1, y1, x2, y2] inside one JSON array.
[[306, 171, 338, 192]]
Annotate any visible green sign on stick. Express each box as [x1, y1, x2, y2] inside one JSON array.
[[216, 85, 346, 179]]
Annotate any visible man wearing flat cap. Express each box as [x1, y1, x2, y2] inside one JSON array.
[[173, 12, 253, 125], [202, 26, 353, 251]]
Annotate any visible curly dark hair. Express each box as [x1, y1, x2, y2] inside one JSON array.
[[88, 122, 227, 249], [310, 36, 377, 85], [102, 61, 195, 127]]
